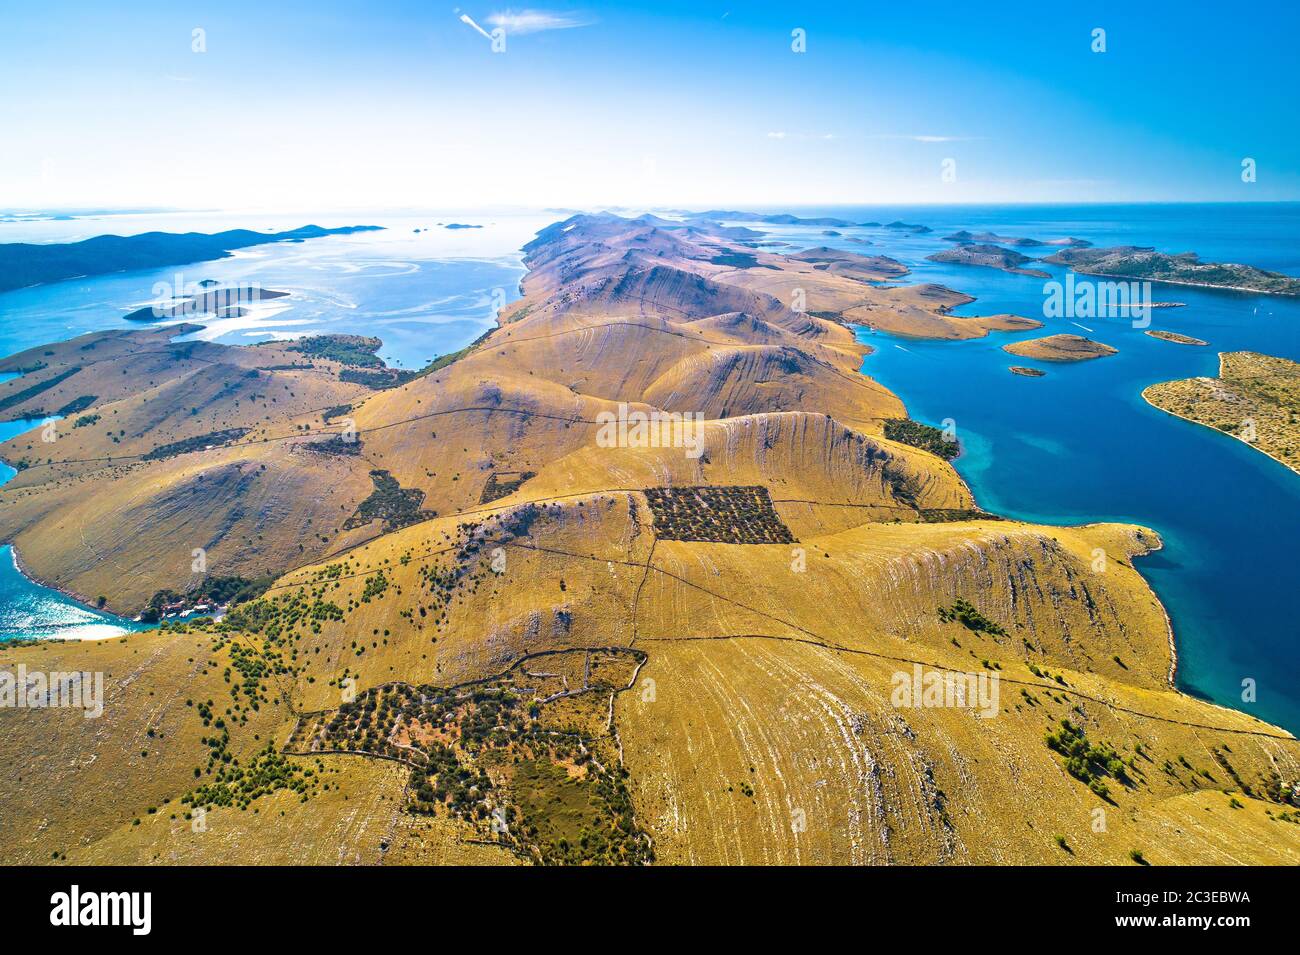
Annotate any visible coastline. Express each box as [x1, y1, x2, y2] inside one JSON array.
[[852, 232, 1300, 737], [887, 373, 1280, 728], [1139, 388, 1300, 477], [1060, 267, 1300, 298], [4, 543, 147, 641], [1132, 532, 1179, 687], [856, 337, 1189, 692], [853, 310, 1262, 724]]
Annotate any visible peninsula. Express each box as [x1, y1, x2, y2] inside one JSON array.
[[0, 224, 383, 292], [1143, 351, 1300, 474], [0, 213, 1295, 869]]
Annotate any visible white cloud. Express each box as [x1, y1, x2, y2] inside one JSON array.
[[486, 8, 595, 34], [766, 131, 836, 141], [872, 134, 980, 143]]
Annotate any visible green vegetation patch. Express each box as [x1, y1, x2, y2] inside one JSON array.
[[55, 394, 97, 415], [141, 574, 275, 622], [918, 508, 1003, 523], [142, 427, 250, 461], [422, 344, 475, 375], [1045, 718, 1130, 799], [286, 648, 653, 865], [306, 435, 363, 456], [0, 366, 81, 414], [937, 598, 1008, 637], [339, 367, 419, 389], [644, 485, 796, 544], [288, 334, 385, 367], [182, 741, 322, 813], [166, 633, 330, 816], [224, 592, 343, 639], [883, 418, 960, 460], [480, 470, 537, 504], [344, 469, 435, 532]]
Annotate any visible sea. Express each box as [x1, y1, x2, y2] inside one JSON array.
[[0, 204, 1297, 735]]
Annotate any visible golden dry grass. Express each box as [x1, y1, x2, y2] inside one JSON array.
[[2, 214, 1297, 866], [1003, 334, 1118, 362], [1143, 351, 1300, 474]]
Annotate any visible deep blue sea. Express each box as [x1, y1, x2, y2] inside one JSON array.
[[739, 204, 1300, 733], [0, 204, 1297, 735]]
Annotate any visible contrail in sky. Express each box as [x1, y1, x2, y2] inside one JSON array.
[[459, 13, 493, 40]]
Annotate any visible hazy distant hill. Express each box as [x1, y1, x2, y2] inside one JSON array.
[[0, 224, 383, 292], [686, 210, 881, 227]]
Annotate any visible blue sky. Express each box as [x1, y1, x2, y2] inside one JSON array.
[[3, 0, 1297, 209]]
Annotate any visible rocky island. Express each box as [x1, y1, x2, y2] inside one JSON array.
[[927, 242, 1051, 278], [1145, 329, 1208, 346], [1044, 246, 1300, 296], [943, 230, 1090, 248], [123, 285, 290, 321], [0, 213, 1295, 870], [1003, 333, 1118, 361]]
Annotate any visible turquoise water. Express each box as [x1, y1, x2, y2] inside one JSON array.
[[0, 211, 540, 368], [0, 417, 146, 640], [0, 545, 149, 641], [0, 416, 49, 486], [0, 212, 540, 641], [1, 205, 1297, 730], [742, 204, 1300, 732]]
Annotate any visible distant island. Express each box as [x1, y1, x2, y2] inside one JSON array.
[[1004, 334, 1117, 362], [942, 230, 1090, 248], [1009, 366, 1047, 377], [442, 223, 483, 230], [1143, 351, 1300, 474], [883, 220, 932, 233], [0, 224, 383, 292], [1043, 246, 1300, 296], [685, 210, 880, 228], [2, 210, 1295, 869], [123, 285, 290, 322], [927, 243, 1050, 278], [1145, 330, 1207, 346]]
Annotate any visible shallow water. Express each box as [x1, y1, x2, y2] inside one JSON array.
[[0, 210, 543, 368], [0, 416, 53, 486], [0, 545, 149, 641], [1, 205, 1297, 728], [742, 204, 1300, 732], [0, 212, 543, 640]]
